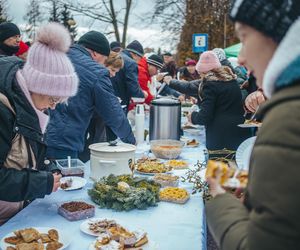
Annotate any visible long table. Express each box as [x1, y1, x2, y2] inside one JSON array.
[[0, 131, 207, 250]]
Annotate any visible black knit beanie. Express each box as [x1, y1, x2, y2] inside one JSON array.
[[230, 0, 300, 43], [0, 22, 20, 42], [78, 31, 110, 56], [126, 40, 144, 57], [147, 54, 164, 69]]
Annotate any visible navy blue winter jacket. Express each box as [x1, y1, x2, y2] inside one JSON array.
[[46, 45, 135, 152], [110, 50, 144, 108]]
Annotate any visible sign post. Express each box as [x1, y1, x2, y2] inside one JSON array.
[[192, 33, 208, 53]]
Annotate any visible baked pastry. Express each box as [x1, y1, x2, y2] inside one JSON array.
[[48, 229, 59, 241], [18, 228, 40, 243], [94, 237, 123, 250], [4, 236, 24, 245], [186, 139, 199, 147], [108, 225, 136, 245], [40, 234, 52, 244], [6, 246, 16, 250], [206, 160, 248, 188], [15, 242, 44, 250], [205, 160, 234, 185], [46, 241, 63, 250]]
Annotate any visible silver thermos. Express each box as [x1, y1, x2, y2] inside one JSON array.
[[149, 98, 181, 140]]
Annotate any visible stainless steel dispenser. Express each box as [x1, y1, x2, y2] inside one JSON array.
[[149, 98, 181, 140]]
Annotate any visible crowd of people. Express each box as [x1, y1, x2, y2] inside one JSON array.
[[1, 0, 300, 247]]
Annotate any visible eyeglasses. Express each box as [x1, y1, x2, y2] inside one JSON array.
[[49, 96, 63, 106]]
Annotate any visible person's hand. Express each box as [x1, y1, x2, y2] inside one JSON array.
[[206, 177, 226, 198], [187, 112, 192, 123], [163, 75, 172, 85], [52, 173, 62, 192], [156, 73, 166, 82], [190, 97, 198, 104], [245, 90, 265, 112], [142, 90, 148, 99], [178, 95, 185, 102]]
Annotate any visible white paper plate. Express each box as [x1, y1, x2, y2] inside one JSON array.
[[238, 123, 262, 128], [235, 136, 256, 170], [80, 218, 117, 237], [88, 239, 159, 250], [0, 227, 71, 250], [59, 176, 87, 191], [135, 169, 173, 176]]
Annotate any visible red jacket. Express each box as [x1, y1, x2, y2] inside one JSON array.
[[138, 57, 154, 104]]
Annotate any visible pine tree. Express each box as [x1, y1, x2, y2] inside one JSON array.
[[24, 0, 43, 40], [60, 4, 77, 41], [0, 0, 10, 23], [48, 0, 61, 22]]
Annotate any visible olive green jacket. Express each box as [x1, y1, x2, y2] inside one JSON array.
[[206, 81, 300, 250]]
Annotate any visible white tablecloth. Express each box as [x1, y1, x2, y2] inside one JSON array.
[[0, 131, 207, 250]]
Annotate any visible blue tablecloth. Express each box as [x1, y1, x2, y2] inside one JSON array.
[[0, 131, 207, 250]]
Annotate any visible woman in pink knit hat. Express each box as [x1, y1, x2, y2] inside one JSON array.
[[0, 22, 78, 224], [188, 51, 251, 151]]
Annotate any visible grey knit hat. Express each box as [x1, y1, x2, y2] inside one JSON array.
[[230, 0, 300, 43]]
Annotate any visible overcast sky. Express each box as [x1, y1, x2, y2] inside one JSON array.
[[7, 0, 174, 52]]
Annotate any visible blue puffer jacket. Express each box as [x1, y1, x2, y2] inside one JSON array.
[[46, 45, 135, 152], [110, 50, 144, 108]]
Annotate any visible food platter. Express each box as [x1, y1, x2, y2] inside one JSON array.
[[238, 120, 262, 128], [235, 136, 257, 170], [88, 239, 159, 250], [0, 227, 71, 250], [80, 218, 159, 250]]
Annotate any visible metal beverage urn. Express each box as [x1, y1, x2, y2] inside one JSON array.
[[149, 98, 181, 140]]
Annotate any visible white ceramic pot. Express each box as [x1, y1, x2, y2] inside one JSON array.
[[89, 142, 136, 180]]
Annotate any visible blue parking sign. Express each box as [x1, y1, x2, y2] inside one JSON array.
[[192, 33, 208, 53]]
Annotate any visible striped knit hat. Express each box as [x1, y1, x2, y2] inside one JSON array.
[[147, 54, 164, 69]]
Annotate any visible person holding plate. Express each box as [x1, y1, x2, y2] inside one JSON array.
[[206, 0, 300, 249]]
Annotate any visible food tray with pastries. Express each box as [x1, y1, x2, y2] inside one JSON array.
[[135, 160, 172, 175], [165, 160, 189, 169], [153, 173, 179, 187], [58, 201, 95, 221], [84, 218, 153, 250], [159, 187, 190, 204], [205, 160, 248, 189], [0, 227, 70, 250]]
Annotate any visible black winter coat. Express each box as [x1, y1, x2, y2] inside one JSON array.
[[110, 50, 144, 108], [191, 67, 251, 151], [169, 79, 201, 99], [0, 56, 54, 202]]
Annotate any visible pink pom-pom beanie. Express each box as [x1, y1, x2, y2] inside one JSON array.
[[21, 22, 78, 98], [196, 51, 222, 74]]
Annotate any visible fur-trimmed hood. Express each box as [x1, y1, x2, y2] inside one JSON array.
[[263, 18, 300, 98], [201, 66, 237, 83]]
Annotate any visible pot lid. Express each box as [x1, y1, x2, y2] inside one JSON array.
[[151, 97, 180, 106], [89, 142, 136, 153]]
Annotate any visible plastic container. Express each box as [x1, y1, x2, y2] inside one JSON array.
[[56, 158, 85, 177], [135, 104, 145, 144], [58, 201, 95, 221], [150, 140, 184, 159]]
